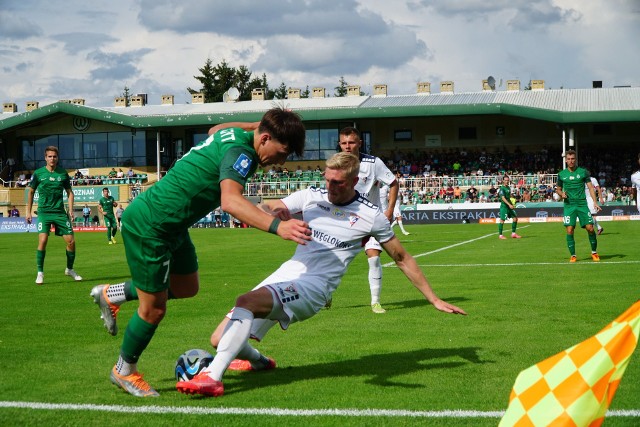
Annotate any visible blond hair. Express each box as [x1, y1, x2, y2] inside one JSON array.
[[325, 152, 360, 179]]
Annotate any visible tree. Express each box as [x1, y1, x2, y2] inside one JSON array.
[[334, 76, 348, 97], [273, 82, 288, 100], [121, 86, 132, 107], [301, 86, 310, 99], [188, 58, 217, 102]]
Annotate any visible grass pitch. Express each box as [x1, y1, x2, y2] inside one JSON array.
[[0, 221, 639, 426]]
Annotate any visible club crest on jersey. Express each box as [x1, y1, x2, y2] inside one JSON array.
[[332, 208, 345, 218], [348, 213, 360, 227], [278, 284, 300, 303], [233, 154, 252, 177]]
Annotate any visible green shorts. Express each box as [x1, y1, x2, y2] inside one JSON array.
[[499, 206, 517, 221], [563, 204, 593, 228], [122, 225, 198, 293], [37, 212, 74, 236], [104, 215, 117, 229]]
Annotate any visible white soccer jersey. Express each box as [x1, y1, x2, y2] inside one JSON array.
[[585, 176, 600, 214], [262, 187, 395, 297], [355, 154, 396, 206], [631, 170, 640, 213]]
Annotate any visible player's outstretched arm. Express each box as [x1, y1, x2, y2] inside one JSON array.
[[382, 236, 467, 315], [221, 179, 311, 244]]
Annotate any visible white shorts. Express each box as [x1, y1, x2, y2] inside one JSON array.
[[364, 236, 383, 252], [393, 204, 401, 219], [587, 200, 598, 215], [226, 279, 328, 341]]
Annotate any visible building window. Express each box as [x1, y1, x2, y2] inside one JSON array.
[[458, 127, 477, 140], [394, 129, 412, 142]]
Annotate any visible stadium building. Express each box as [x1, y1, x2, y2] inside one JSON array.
[[1, 80, 639, 223]]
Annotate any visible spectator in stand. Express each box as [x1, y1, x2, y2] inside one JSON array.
[[445, 184, 454, 202], [466, 185, 478, 203], [453, 186, 462, 202], [116, 169, 125, 179], [16, 172, 29, 187], [127, 167, 135, 179], [108, 168, 117, 178], [83, 204, 91, 227], [10, 206, 19, 217], [488, 184, 497, 202], [632, 154, 640, 214]]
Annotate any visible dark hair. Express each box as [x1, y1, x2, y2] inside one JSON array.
[[102, 187, 109, 192], [258, 107, 306, 157], [339, 126, 360, 139]]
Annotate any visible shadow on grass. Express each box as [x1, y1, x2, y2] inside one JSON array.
[[159, 346, 489, 396], [342, 297, 470, 311]]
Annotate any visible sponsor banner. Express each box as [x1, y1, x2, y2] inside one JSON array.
[[0, 217, 37, 233], [401, 205, 638, 225], [73, 226, 107, 232], [25, 185, 120, 204]]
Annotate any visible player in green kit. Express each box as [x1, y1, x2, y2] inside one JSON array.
[[556, 149, 601, 263], [497, 175, 522, 239], [26, 146, 82, 284], [89, 107, 311, 397], [98, 187, 118, 244]]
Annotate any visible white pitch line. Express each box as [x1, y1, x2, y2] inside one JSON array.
[[409, 260, 640, 268], [383, 231, 498, 267], [1, 401, 639, 418]]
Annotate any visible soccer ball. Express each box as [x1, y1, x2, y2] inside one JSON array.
[[175, 349, 214, 381]]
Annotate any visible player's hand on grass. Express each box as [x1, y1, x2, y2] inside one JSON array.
[[277, 219, 312, 245], [432, 299, 467, 315]]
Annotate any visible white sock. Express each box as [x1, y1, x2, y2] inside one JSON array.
[[391, 220, 398, 228], [398, 221, 408, 233], [115, 355, 136, 376], [368, 256, 382, 305], [205, 307, 254, 381], [105, 282, 127, 305]]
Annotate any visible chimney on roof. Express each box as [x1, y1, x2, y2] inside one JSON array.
[[287, 88, 301, 99], [115, 97, 127, 107], [592, 81, 603, 89], [312, 87, 326, 98], [161, 94, 174, 105], [130, 95, 146, 107], [191, 93, 204, 104], [507, 80, 521, 91], [72, 98, 85, 105], [251, 88, 265, 101], [440, 81, 454, 93], [347, 85, 361, 97], [417, 82, 431, 95], [26, 101, 39, 112], [373, 84, 387, 96], [531, 80, 545, 90], [3, 103, 17, 113]]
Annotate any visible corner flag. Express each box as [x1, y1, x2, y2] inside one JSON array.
[[500, 300, 640, 426]]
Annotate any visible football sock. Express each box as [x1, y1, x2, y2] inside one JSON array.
[[593, 218, 601, 231], [368, 256, 382, 305], [566, 234, 576, 256], [112, 227, 118, 238], [115, 354, 136, 376], [398, 221, 408, 234], [120, 311, 158, 364], [207, 307, 254, 381], [511, 222, 517, 233], [588, 231, 598, 252], [66, 250, 75, 269], [36, 250, 46, 272], [105, 281, 138, 305], [498, 223, 504, 235], [107, 229, 111, 241], [391, 220, 398, 228]]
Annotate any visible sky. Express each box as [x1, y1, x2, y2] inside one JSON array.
[[1, 0, 639, 109]]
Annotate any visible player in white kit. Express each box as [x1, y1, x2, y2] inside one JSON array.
[[175, 152, 467, 397], [586, 176, 604, 235], [338, 127, 398, 314], [380, 183, 410, 236], [631, 153, 640, 214]]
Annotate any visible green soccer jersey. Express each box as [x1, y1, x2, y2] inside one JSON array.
[[557, 167, 590, 206], [99, 196, 117, 217], [29, 166, 71, 214], [498, 185, 512, 207], [126, 128, 259, 235]]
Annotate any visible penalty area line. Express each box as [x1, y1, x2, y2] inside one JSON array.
[[1, 401, 639, 418]]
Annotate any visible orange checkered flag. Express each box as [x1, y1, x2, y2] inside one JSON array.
[[500, 300, 640, 427]]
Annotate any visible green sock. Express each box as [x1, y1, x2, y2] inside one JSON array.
[[498, 223, 503, 235], [511, 222, 517, 233], [107, 229, 112, 241], [112, 227, 118, 238], [120, 311, 158, 364], [588, 232, 598, 252], [566, 234, 576, 256], [66, 250, 75, 269], [36, 250, 46, 272], [124, 281, 138, 300]]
